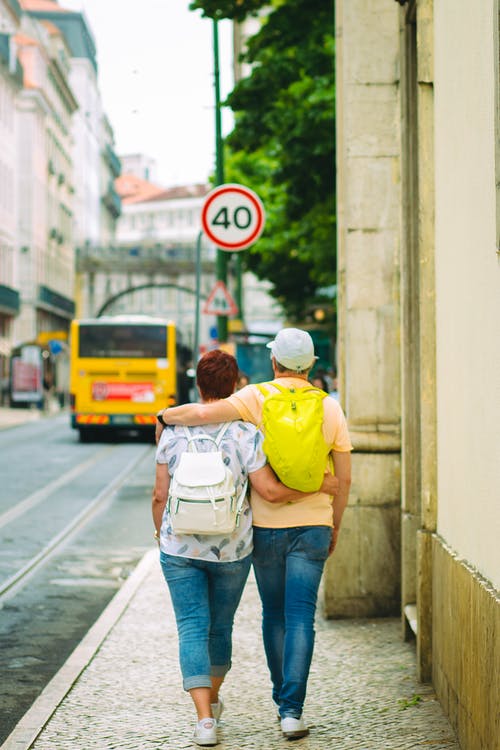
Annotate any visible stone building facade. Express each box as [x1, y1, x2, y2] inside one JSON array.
[[332, 2, 499, 748]]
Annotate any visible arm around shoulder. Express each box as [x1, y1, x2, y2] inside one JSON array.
[[158, 399, 241, 426], [249, 465, 322, 503]]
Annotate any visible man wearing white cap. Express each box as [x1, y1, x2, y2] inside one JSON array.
[[156, 328, 352, 740]]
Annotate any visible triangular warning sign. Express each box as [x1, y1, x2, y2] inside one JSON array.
[[202, 281, 239, 316]]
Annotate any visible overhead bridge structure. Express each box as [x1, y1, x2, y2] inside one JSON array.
[[75, 243, 217, 348]]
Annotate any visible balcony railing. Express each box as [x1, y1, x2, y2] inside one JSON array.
[[76, 243, 216, 275], [0, 284, 20, 315], [38, 285, 75, 317], [102, 181, 122, 218], [104, 145, 122, 178], [0, 33, 24, 86]]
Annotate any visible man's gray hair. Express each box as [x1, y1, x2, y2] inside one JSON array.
[[274, 359, 311, 376]]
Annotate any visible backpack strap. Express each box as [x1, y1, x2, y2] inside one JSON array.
[[234, 478, 249, 528], [211, 421, 248, 525], [255, 382, 270, 396], [182, 426, 220, 453], [182, 425, 200, 454], [255, 381, 285, 399], [214, 421, 232, 446], [256, 381, 325, 397], [267, 381, 288, 394]]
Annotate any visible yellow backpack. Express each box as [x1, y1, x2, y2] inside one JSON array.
[[256, 382, 331, 492]]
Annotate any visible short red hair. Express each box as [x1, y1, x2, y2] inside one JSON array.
[[196, 350, 239, 400]]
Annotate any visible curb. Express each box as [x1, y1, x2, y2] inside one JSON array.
[[0, 410, 41, 431], [0, 406, 65, 432], [1, 548, 158, 750]]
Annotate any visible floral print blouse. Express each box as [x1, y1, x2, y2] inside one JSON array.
[[155, 421, 266, 562]]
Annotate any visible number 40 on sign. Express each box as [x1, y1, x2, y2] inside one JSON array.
[[201, 183, 266, 252]]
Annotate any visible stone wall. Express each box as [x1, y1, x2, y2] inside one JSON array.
[[328, 0, 402, 617], [432, 536, 500, 750]]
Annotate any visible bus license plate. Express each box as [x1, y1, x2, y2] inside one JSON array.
[[111, 415, 133, 425]]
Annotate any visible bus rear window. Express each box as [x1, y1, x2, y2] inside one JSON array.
[[79, 325, 167, 358]]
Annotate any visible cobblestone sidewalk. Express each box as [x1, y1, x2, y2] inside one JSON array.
[[12, 550, 459, 750]]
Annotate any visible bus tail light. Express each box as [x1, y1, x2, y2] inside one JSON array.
[[134, 415, 156, 425], [167, 394, 177, 406], [76, 414, 110, 425]]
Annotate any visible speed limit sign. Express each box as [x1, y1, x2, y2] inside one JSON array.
[[201, 183, 266, 251]]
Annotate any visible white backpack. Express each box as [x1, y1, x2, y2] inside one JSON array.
[[167, 423, 248, 536]]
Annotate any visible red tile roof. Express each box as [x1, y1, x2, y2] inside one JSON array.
[[115, 174, 165, 204], [14, 32, 38, 46], [115, 174, 210, 206], [40, 19, 62, 35], [20, 1, 72, 12], [146, 184, 210, 202]]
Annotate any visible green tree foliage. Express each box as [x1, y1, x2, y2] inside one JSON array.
[[190, 0, 336, 322], [189, 0, 265, 22]]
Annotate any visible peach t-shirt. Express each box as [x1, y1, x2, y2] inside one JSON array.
[[227, 377, 353, 528]]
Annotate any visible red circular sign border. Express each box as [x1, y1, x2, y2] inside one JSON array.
[[201, 184, 265, 251]]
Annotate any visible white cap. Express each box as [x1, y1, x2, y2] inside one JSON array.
[[266, 328, 318, 371]]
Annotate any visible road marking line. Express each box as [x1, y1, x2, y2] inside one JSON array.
[[0, 446, 152, 601], [0, 446, 116, 530]]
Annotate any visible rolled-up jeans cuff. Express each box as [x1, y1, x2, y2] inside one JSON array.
[[183, 675, 212, 691]]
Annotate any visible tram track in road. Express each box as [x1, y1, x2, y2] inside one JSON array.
[[0, 444, 152, 603], [0, 446, 116, 530], [0, 417, 156, 743]]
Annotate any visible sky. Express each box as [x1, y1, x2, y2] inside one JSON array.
[[63, 0, 234, 187]]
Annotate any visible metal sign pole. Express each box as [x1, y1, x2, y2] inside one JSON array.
[[212, 18, 228, 343], [194, 229, 203, 366]]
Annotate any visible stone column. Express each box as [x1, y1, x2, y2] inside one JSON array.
[[414, 0, 436, 682], [325, 0, 402, 617]]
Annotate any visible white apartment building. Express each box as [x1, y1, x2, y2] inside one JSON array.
[[0, 0, 121, 404], [99, 114, 121, 248], [0, 0, 22, 388], [14, 11, 77, 345], [25, 0, 121, 283]]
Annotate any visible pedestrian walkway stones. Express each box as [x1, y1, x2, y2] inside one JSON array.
[[0, 406, 41, 431], [19, 551, 459, 750]]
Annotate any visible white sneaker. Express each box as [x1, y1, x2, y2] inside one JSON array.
[[194, 718, 218, 746], [281, 716, 309, 740], [211, 696, 224, 721]]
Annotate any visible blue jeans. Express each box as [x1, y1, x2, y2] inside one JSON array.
[[252, 526, 331, 719], [160, 552, 251, 691]]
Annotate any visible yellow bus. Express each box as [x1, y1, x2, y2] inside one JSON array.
[[70, 316, 188, 441]]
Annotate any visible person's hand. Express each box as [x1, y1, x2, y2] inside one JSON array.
[[155, 412, 165, 445], [320, 471, 339, 496], [328, 526, 339, 556]]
